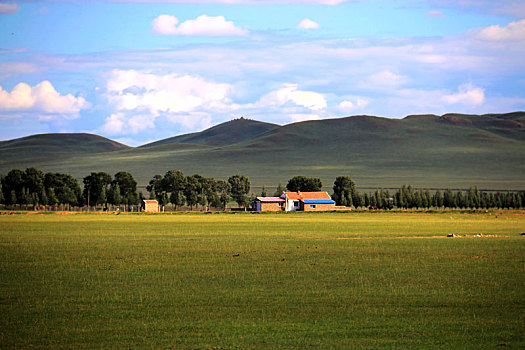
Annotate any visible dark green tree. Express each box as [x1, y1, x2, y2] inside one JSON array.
[[146, 175, 163, 200], [228, 174, 251, 208], [286, 176, 322, 192], [433, 189, 443, 208], [162, 170, 186, 201], [261, 186, 268, 197], [47, 188, 57, 206], [23, 167, 45, 197], [443, 189, 455, 208], [170, 191, 185, 210], [108, 183, 122, 206], [83, 172, 112, 207], [185, 175, 202, 210], [113, 171, 139, 205], [2, 169, 24, 205], [216, 180, 231, 210], [44, 173, 82, 207], [332, 176, 358, 207]]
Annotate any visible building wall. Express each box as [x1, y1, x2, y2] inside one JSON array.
[[286, 199, 301, 211], [303, 203, 336, 211], [144, 202, 159, 213], [260, 202, 284, 211]]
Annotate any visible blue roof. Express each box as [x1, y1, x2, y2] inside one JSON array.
[[303, 199, 335, 204]]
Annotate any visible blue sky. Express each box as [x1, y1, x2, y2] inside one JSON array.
[[1, 0, 524, 146]]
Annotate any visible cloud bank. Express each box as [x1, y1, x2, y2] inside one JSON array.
[[0, 81, 88, 118]]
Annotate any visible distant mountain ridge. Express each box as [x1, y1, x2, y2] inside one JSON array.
[[1, 112, 524, 190], [141, 118, 279, 148]]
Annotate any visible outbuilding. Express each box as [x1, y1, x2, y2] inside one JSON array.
[[253, 197, 286, 211], [142, 199, 160, 213]]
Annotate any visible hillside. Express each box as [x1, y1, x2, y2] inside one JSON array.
[[0, 113, 524, 191], [141, 118, 279, 148], [0, 133, 130, 166]]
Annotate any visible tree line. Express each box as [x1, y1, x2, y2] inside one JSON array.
[[145, 170, 250, 210], [330, 176, 524, 210], [0, 169, 523, 210], [0, 168, 142, 209], [0, 168, 251, 211]]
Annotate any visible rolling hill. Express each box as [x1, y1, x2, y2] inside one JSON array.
[[0, 113, 524, 191], [141, 118, 279, 148], [0, 133, 130, 166]]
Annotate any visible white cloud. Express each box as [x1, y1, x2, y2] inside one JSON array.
[[107, 69, 234, 114], [441, 83, 485, 106], [101, 112, 156, 135], [298, 19, 320, 29], [0, 81, 88, 117], [151, 14, 247, 36], [0, 3, 19, 14], [477, 19, 525, 41], [104, 69, 235, 134], [151, 14, 179, 35], [258, 83, 327, 110], [338, 98, 369, 113]]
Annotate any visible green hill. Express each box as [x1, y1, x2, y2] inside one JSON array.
[[141, 118, 279, 148], [0, 113, 524, 191], [0, 133, 130, 167]]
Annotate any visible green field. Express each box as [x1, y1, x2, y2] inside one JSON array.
[[1, 211, 524, 349], [2, 113, 525, 191]]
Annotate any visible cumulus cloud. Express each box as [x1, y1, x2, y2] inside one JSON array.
[[298, 18, 320, 29], [0, 81, 88, 118], [104, 69, 235, 134], [107, 69, 234, 114], [338, 98, 369, 113], [151, 14, 247, 36], [151, 14, 179, 35], [258, 83, 327, 110], [101, 112, 156, 135], [477, 19, 525, 41], [441, 83, 485, 106], [0, 3, 19, 14]]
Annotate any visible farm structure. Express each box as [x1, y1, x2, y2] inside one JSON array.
[[254, 191, 337, 211], [142, 199, 160, 213]]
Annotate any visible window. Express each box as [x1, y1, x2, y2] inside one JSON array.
[[278, 202, 283, 207], [294, 201, 299, 207], [310, 205, 316, 209]]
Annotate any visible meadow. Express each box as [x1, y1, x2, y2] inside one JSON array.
[[0, 211, 524, 349]]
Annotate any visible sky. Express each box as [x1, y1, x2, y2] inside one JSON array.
[[0, 0, 524, 146]]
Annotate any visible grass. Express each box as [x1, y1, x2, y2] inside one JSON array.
[[0, 211, 524, 348], [2, 114, 524, 190]]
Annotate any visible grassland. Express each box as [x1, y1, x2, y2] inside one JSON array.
[[0, 211, 524, 349], [1, 113, 524, 191]]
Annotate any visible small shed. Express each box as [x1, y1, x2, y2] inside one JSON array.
[[142, 199, 159, 213], [253, 197, 285, 211]]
